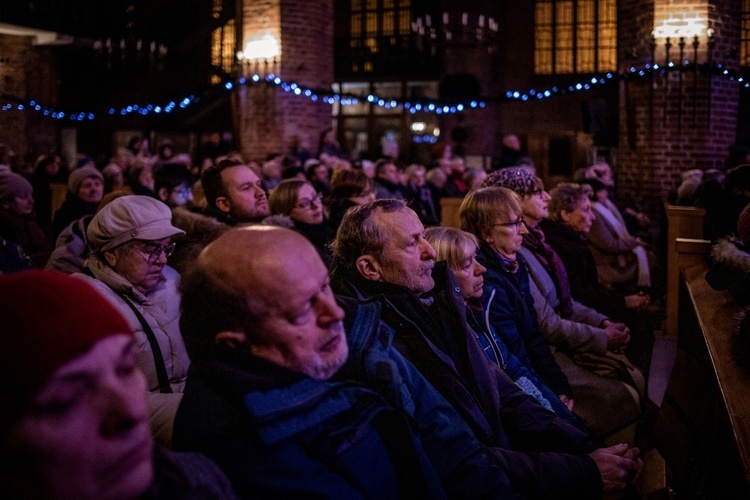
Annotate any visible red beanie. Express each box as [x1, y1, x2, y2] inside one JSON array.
[[0, 270, 131, 433]]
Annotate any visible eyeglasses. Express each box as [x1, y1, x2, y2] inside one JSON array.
[[295, 193, 322, 210], [134, 242, 176, 263], [494, 217, 525, 231]]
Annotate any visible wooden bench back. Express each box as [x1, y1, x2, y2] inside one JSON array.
[[654, 241, 750, 495]]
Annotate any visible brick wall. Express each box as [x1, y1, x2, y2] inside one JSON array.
[[0, 34, 61, 172], [236, 0, 333, 161], [617, 0, 741, 216]]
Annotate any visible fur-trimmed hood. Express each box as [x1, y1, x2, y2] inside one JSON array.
[[707, 237, 750, 307], [707, 237, 750, 368], [169, 206, 242, 274]]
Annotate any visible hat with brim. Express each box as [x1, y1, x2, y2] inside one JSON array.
[[87, 195, 185, 252]]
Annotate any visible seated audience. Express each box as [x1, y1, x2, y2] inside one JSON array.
[[30, 154, 66, 228], [46, 191, 128, 274], [424, 224, 582, 425], [405, 164, 440, 227], [153, 163, 194, 208], [482, 168, 645, 442], [175, 227, 513, 498], [267, 179, 333, 265], [582, 178, 654, 292], [457, 188, 582, 421], [330, 199, 643, 497], [0, 234, 32, 274], [0, 270, 236, 499], [51, 165, 104, 240], [464, 167, 488, 192], [373, 158, 405, 200], [102, 163, 126, 193], [544, 183, 656, 374], [72, 195, 188, 447], [170, 158, 269, 273], [128, 162, 157, 198], [327, 169, 375, 234], [304, 158, 331, 198], [0, 172, 51, 264], [706, 203, 750, 368]]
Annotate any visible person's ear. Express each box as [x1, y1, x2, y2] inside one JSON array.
[[560, 210, 572, 224], [483, 231, 494, 246], [356, 255, 382, 281], [215, 331, 248, 349], [157, 187, 169, 202], [103, 249, 118, 267], [215, 196, 231, 213]]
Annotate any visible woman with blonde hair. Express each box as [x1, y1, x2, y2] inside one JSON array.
[[425, 225, 583, 425], [461, 184, 643, 442]]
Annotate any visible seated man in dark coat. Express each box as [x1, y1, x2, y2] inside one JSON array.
[[330, 199, 643, 499], [174, 226, 512, 498]]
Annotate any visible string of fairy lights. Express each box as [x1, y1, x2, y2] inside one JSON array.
[[0, 62, 746, 122]]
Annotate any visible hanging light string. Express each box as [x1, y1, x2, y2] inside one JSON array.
[[1, 62, 746, 121]]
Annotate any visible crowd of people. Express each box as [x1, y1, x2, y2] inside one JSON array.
[[1, 130, 696, 498]]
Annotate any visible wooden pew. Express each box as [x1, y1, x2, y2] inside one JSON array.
[[654, 238, 750, 497], [440, 197, 463, 229], [663, 201, 706, 338]]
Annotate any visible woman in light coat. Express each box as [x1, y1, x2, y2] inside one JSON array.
[[73, 195, 188, 448]]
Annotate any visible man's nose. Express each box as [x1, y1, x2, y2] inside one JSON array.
[[419, 238, 436, 260], [318, 295, 345, 326]]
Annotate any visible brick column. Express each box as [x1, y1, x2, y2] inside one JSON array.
[[0, 34, 59, 170], [235, 0, 333, 161], [616, 0, 740, 216]]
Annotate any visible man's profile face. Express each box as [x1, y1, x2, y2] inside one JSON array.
[[371, 208, 436, 294], [219, 166, 269, 221], [251, 242, 348, 380]]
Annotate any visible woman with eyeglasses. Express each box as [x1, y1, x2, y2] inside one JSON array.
[[72, 195, 189, 449], [459, 187, 580, 423], [424, 224, 584, 427], [268, 179, 333, 265], [481, 168, 644, 443]]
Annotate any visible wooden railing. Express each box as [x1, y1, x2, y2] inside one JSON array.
[[663, 201, 706, 338], [654, 239, 750, 496]]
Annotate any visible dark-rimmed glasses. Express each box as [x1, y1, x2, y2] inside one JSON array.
[[295, 193, 322, 210], [493, 217, 525, 231]]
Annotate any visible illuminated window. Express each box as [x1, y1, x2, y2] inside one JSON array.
[[743, 0, 750, 66], [211, 19, 236, 83], [349, 0, 411, 61], [535, 0, 616, 74]]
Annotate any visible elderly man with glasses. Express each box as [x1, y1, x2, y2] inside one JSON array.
[[72, 195, 188, 449]]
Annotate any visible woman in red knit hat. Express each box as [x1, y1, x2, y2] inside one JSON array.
[[0, 270, 235, 499]]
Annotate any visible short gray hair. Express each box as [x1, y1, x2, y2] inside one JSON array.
[[548, 182, 592, 222], [331, 199, 407, 274]]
